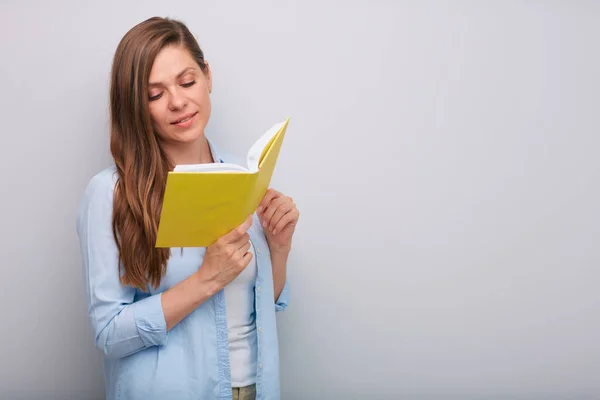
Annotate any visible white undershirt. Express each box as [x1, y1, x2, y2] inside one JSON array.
[[224, 239, 258, 387]]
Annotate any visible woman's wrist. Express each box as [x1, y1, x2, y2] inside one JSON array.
[[194, 265, 222, 299], [268, 243, 292, 255], [270, 247, 290, 270]]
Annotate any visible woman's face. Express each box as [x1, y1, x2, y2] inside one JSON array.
[[147, 45, 212, 149]]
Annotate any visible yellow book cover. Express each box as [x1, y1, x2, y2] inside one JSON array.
[[155, 118, 290, 248]]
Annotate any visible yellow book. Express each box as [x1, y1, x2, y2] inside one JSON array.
[[155, 118, 290, 248]]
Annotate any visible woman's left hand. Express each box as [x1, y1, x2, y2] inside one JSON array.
[[257, 188, 299, 253]]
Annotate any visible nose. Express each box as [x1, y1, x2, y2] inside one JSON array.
[[168, 87, 187, 110]]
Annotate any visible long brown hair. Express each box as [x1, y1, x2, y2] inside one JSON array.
[[109, 17, 208, 290]]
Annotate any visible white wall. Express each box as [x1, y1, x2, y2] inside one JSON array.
[[1, 1, 599, 399]]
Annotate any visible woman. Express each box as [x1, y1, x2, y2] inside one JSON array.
[[76, 16, 299, 400]]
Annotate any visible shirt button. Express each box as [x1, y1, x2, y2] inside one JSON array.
[[257, 286, 261, 292], [259, 363, 263, 369], [258, 327, 263, 333], [257, 248, 261, 254]]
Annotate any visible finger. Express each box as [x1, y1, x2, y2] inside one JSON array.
[[231, 233, 250, 251], [273, 209, 299, 235], [239, 250, 254, 269], [234, 241, 251, 259], [268, 202, 294, 232], [261, 196, 288, 229], [257, 188, 281, 214], [223, 215, 253, 243], [226, 237, 249, 262]]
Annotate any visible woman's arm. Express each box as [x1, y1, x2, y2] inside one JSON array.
[[270, 249, 289, 302], [77, 173, 216, 359], [77, 173, 167, 359], [256, 188, 299, 310], [160, 271, 220, 331], [77, 172, 251, 358]]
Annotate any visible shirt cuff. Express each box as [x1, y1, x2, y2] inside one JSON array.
[[275, 279, 290, 312], [133, 293, 168, 347]]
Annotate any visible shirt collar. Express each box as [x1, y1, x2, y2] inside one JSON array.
[[207, 138, 224, 164]]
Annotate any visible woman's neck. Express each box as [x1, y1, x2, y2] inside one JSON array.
[[162, 135, 214, 166]]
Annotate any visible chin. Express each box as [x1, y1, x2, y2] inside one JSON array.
[[170, 128, 205, 144]]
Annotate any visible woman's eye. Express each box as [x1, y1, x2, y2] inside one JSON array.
[[181, 81, 196, 88], [149, 93, 162, 101]]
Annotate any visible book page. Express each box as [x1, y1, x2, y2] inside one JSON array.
[[173, 163, 250, 173], [246, 120, 286, 172]]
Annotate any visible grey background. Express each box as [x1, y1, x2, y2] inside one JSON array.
[[1, 1, 598, 399]]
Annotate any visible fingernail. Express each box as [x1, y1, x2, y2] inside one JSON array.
[[273, 229, 277, 235], [257, 206, 263, 212]]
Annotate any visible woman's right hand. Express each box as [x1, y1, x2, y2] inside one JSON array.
[[197, 215, 254, 291]]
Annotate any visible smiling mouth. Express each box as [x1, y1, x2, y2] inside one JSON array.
[[171, 112, 197, 124]]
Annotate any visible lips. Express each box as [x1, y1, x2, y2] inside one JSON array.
[[171, 112, 197, 125]]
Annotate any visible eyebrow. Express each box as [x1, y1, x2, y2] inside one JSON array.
[[148, 67, 196, 88]]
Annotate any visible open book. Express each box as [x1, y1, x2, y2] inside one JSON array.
[[155, 117, 290, 247]]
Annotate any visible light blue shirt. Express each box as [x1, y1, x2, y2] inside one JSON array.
[[75, 143, 289, 400]]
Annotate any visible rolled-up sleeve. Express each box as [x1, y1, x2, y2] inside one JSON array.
[[275, 278, 290, 312], [76, 170, 167, 359]]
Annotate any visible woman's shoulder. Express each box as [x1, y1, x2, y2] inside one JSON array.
[[82, 165, 119, 200], [76, 165, 118, 226]]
